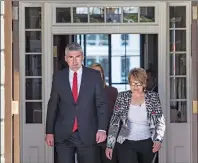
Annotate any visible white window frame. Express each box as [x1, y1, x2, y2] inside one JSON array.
[[19, 2, 45, 162], [52, 2, 159, 26], [167, 2, 192, 162]]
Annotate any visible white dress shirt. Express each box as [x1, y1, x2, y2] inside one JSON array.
[[69, 66, 105, 133], [69, 67, 83, 92]]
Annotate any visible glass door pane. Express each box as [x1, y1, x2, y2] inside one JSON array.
[[111, 34, 141, 91], [85, 34, 109, 84]]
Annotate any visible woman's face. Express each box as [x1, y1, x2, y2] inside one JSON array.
[[92, 66, 103, 80], [130, 76, 144, 93]]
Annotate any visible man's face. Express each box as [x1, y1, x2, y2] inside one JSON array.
[[65, 51, 84, 71]]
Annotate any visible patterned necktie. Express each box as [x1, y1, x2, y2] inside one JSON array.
[[72, 72, 78, 132]]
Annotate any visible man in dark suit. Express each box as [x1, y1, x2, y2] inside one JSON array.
[[146, 69, 158, 93], [45, 43, 109, 163], [146, 69, 158, 163]]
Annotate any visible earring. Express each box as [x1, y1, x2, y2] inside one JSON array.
[[143, 87, 146, 92]]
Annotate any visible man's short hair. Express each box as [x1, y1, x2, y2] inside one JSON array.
[[65, 42, 83, 56], [146, 69, 157, 83], [146, 69, 156, 78]]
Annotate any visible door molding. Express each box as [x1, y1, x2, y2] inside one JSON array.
[[43, 3, 54, 163], [158, 2, 167, 163], [47, 2, 166, 163], [166, 2, 192, 163], [19, 2, 45, 162], [18, 1, 194, 163]]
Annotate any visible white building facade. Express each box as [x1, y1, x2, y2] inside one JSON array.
[[4, 0, 197, 163]]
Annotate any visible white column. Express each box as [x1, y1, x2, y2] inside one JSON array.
[[43, 3, 54, 163], [158, 2, 167, 163]]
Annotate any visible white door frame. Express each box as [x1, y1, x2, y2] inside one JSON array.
[[19, 1, 192, 163], [19, 2, 45, 163], [166, 2, 192, 163], [44, 2, 167, 163]]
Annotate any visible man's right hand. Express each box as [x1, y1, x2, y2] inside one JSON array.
[[105, 148, 113, 160], [45, 134, 54, 146]]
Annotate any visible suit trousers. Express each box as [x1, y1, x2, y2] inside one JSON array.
[[117, 138, 154, 163], [55, 131, 99, 163]]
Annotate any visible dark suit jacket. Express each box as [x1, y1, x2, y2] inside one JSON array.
[[46, 67, 109, 145]]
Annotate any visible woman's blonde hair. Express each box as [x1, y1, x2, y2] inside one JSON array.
[[90, 63, 106, 87], [128, 68, 147, 87]]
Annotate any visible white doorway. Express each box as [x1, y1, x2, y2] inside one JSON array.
[[52, 33, 158, 163], [19, 1, 192, 163]]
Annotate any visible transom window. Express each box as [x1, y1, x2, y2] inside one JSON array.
[[55, 6, 155, 24]]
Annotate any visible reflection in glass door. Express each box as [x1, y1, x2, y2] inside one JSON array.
[[74, 34, 157, 92], [73, 34, 110, 84], [53, 34, 158, 93], [111, 34, 141, 91], [74, 34, 142, 92]]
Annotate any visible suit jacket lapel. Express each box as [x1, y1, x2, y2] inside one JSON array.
[[62, 68, 75, 104], [122, 91, 131, 126], [126, 91, 132, 110], [145, 91, 153, 120], [77, 67, 87, 104]]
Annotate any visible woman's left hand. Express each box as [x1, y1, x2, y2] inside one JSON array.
[[152, 141, 161, 153]]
